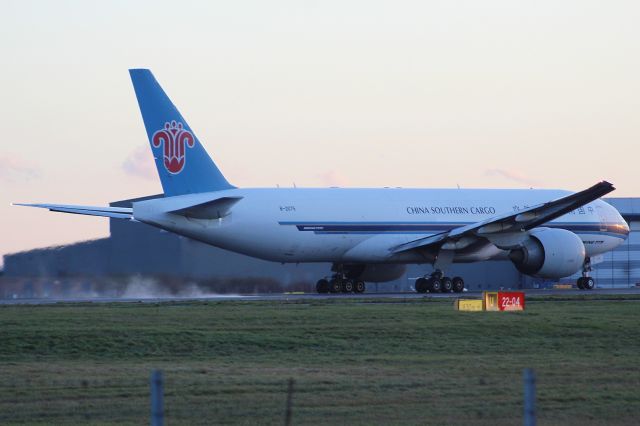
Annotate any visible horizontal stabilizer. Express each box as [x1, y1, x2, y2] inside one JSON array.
[[13, 203, 133, 219], [167, 196, 242, 219]]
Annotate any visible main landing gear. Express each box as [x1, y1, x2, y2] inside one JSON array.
[[576, 257, 596, 290], [316, 275, 366, 294], [415, 271, 465, 294]]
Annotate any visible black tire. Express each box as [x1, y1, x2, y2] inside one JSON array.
[[316, 279, 329, 293], [354, 281, 366, 293], [452, 277, 464, 293], [415, 278, 426, 293], [583, 277, 595, 290], [441, 277, 453, 293], [342, 280, 354, 293], [428, 278, 442, 292], [576, 277, 585, 290], [329, 279, 341, 293]]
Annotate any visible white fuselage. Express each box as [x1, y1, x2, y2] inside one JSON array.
[[132, 187, 629, 265]]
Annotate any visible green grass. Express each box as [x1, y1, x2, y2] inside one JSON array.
[[0, 296, 639, 425]]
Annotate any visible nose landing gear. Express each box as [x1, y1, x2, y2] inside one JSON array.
[[576, 258, 596, 290], [577, 276, 595, 290]]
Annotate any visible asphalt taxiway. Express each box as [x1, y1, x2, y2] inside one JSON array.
[[0, 287, 637, 305]]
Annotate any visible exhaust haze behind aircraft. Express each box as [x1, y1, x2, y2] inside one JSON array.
[[16, 69, 630, 294]]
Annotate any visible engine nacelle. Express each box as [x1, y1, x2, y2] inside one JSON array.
[[343, 264, 407, 283], [509, 228, 585, 278]]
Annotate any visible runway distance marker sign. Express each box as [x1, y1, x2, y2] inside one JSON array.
[[497, 291, 525, 311]]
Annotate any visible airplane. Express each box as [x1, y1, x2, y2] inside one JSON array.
[[15, 69, 630, 294]]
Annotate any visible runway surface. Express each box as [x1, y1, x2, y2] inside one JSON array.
[[0, 288, 638, 305]]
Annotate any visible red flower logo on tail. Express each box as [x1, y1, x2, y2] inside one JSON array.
[[152, 121, 195, 174]]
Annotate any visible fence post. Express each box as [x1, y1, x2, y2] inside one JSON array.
[[523, 368, 536, 426], [285, 378, 295, 426], [151, 370, 164, 426]]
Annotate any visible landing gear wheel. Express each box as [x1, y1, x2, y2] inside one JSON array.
[[578, 258, 594, 291], [428, 278, 442, 293], [316, 279, 329, 294], [441, 277, 453, 293], [329, 279, 341, 293], [415, 278, 428, 293], [342, 280, 354, 293], [583, 277, 595, 290], [354, 281, 366, 293], [452, 277, 465, 293]]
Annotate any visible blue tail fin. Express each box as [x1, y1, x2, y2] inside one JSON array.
[[129, 69, 234, 196]]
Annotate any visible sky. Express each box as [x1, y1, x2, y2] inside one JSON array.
[[1, 0, 639, 264]]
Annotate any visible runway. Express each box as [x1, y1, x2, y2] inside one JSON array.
[[0, 287, 638, 305]]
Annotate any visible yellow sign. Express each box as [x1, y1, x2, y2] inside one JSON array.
[[553, 284, 573, 289], [454, 299, 484, 311]]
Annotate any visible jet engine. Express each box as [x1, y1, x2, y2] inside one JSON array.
[[343, 264, 407, 282], [508, 228, 585, 278]]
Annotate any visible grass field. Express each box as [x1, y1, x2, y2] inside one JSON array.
[[0, 295, 639, 425]]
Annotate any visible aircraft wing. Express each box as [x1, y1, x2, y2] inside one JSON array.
[[390, 181, 615, 254], [13, 203, 133, 219]]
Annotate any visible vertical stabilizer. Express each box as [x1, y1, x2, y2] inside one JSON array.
[[129, 69, 234, 196]]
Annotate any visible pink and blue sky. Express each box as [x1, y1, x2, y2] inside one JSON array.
[[1, 1, 638, 263]]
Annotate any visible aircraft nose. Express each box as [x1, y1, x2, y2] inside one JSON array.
[[620, 218, 630, 237], [609, 203, 630, 239]]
